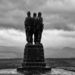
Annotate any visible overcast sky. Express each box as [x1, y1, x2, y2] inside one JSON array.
[[0, 0, 75, 58]]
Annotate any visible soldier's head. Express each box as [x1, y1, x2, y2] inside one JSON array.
[[38, 12, 42, 17], [27, 11, 31, 17], [33, 13, 36, 18]]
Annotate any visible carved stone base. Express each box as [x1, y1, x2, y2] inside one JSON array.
[[22, 43, 46, 68], [17, 67, 51, 73], [17, 43, 51, 72]]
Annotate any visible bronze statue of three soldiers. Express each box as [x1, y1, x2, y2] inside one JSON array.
[[24, 11, 44, 44]]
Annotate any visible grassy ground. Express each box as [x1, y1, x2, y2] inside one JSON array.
[[0, 58, 75, 71], [0, 58, 22, 69]]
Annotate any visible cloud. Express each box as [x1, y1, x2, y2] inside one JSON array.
[[0, 0, 18, 10], [41, 0, 75, 12], [0, 0, 75, 30], [0, 9, 26, 30], [41, 0, 75, 30], [0, 28, 75, 58], [59, 30, 75, 38], [42, 29, 75, 49], [0, 28, 25, 47], [43, 13, 75, 30], [0, 28, 75, 48]]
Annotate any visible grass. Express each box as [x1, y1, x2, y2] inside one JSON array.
[[0, 58, 75, 71]]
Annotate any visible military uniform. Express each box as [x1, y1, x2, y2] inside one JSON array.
[[34, 17, 44, 43], [33, 17, 38, 44], [24, 17, 33, 44]]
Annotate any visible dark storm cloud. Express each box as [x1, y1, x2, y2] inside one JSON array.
[[0, 24, 24, 30], [0, 0, 46, 30], [0, 0, 75, 30], [41, 0, 75, 31]]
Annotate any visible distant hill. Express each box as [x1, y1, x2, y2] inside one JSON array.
[[0, 46, 75, 59], [45, 47, 75, 58], [63, 47, 75, 51], [0, 46, 24, 59]]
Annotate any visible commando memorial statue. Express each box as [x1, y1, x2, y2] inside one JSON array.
[[17, 11, 51, 73], [24, 11, 43, 44]]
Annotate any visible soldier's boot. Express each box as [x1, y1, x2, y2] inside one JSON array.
[[26, 32, 32, 44], [36, 31, 41, 44], [30, 37, 33, 44], [34, 34, 38, 44], [29, 32, 33, 44], [38, 33, 42, 43]]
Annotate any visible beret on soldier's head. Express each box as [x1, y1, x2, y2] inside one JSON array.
[[27, 11, 31, 15], [33, 13, 36, 17], [38, 12, 42, 16]]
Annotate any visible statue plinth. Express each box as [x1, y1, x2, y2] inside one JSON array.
[[17, 43, 51, 72], [22, 43, 46, 69]]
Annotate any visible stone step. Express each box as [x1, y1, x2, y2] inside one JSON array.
[[22, 62, 46, 67]]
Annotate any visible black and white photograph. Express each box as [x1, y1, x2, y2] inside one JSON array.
[[0, 0, 75, 75]]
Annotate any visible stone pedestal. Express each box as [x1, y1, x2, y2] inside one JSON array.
[[22, 43, 46, 70], [17, 43, 51, 72]]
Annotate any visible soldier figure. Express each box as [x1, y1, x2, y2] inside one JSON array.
[[34, 12, 44, 44], [24, 11, 33, 44], [32, 13, 37, 44], [24, 11, 44, 44]]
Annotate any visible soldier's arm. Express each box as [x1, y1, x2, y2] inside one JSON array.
[[24, 17, 26, 24], [41, 17, 43, 24], [42, 18, 44, 29]]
